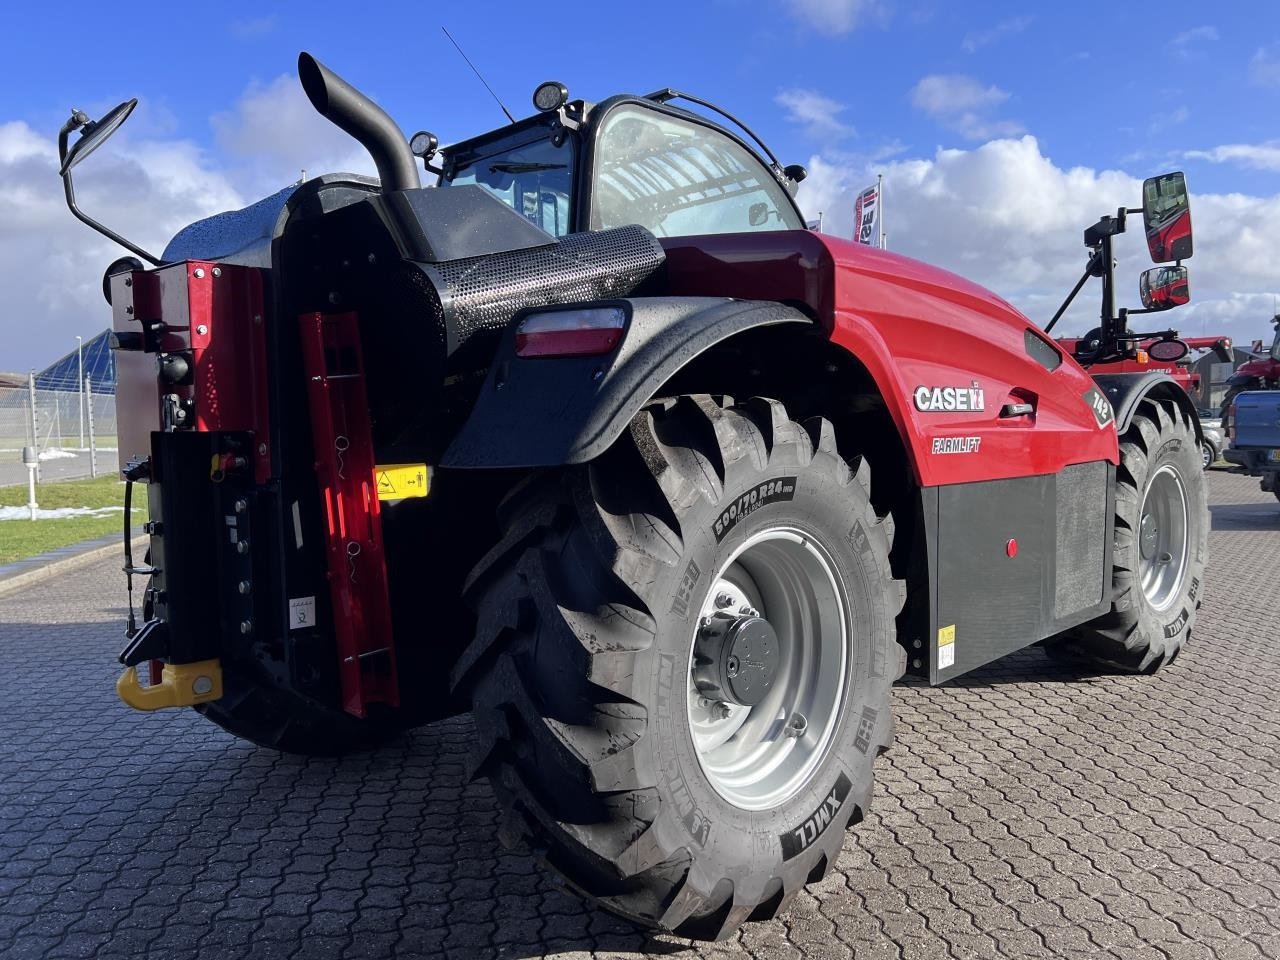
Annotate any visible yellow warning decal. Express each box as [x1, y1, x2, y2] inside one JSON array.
[[938, 623, 956, 670], [375, 464, 431, 501]]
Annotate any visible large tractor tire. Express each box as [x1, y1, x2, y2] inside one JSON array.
[[1053, 396, 1208, 672], [195, 667, 402, 755], [455, 395, 903, 939]]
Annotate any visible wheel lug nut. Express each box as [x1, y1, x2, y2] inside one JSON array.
[[709, 701, 731, 720], [715, 593, 734, 609], [784, 713, 808, 738]]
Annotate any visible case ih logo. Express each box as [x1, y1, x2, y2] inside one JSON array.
[[913, 382, 985, 413]]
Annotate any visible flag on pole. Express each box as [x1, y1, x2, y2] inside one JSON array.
[[852, 180, 882, 247]]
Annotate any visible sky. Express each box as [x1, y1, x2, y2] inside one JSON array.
[[1, 0, 1278, 371]]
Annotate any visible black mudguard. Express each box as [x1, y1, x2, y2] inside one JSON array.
[[441, 297, 811, 468], [1090, 371, 1203, 442]]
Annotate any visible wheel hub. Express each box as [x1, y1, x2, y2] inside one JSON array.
[[693, 614, 780, 707], [685, 528, 850, 811], [1139, 512, 1159, 560]]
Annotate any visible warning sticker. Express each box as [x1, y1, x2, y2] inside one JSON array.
[[288, 596, 316, 631], [375, 464, 431, 502], [938, 623, 956, 670]]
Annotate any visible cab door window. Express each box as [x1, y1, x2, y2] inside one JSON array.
[[590, 105, 802, 237]]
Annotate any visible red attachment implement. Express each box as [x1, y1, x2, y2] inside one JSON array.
[[299, 312, 400, 718]]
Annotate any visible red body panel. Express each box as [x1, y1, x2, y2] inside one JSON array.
[[299, 312, 400, 718], [661, 231, 1118, 486], [1236, 355, 1280, 380], [111, 261, 271, 483]]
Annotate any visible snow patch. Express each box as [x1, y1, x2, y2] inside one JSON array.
[[0, 506, 124, 521], [37, 449, 78, 461]]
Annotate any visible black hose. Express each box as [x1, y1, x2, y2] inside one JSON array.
[[298, 52, 421, 194]]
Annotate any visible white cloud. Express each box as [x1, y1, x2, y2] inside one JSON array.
[[795, 135, 1280, 346], [1185, 141, 1280, 172], [961, 16, 1032, 54], [211, 73, 374, 192], [775, 88, 855, 141], [1250, 44, 1280, 87], [910, 74, 1024, 140], [1171, 25, 1218, 59], [783, 0, 878, 34]]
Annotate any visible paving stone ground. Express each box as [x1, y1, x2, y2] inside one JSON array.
[[0, 469, 1277, 960]]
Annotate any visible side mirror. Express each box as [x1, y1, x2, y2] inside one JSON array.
[[59, 99, 137, 175], [1142, 171, 1193, 263], [748, 202, 770, 227], [1139, 265, 1190, 310]]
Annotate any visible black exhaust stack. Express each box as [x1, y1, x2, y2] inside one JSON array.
[[298, 52, 420, 193]]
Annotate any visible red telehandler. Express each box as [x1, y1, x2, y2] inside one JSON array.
[[58, 55, 1209, 938]]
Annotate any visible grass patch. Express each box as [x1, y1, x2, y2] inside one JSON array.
[[0, 475, 145, 565]]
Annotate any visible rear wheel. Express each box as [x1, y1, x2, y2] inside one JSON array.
[[455, 395, 903, 939], [1054, 397, 1207, 671], [1200, 441, 1215, 470]]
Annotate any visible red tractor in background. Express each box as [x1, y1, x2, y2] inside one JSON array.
[[58, 55, 1209, 939], [1221, 316, 1280, 430]]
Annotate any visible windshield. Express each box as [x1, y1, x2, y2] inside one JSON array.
[[590, 104, 804, 237], [445, 136, 573, 236]]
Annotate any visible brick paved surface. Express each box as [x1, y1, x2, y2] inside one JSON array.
[[1, 470, 1277, 960]]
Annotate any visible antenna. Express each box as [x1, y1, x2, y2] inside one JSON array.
[[442, 27, 516, 125]]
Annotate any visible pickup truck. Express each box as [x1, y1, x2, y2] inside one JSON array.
[[1225, 389, 1280, 501]]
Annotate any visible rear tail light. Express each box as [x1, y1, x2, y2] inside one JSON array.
[[515, 305, 627, 358], [1227, 403, 1236, 440]]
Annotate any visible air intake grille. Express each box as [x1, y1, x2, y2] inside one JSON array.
[[422, 224, 665, 354]]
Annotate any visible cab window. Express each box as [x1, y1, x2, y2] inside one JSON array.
[[590, 105, 802, 237], [446, 136, 573, 236]]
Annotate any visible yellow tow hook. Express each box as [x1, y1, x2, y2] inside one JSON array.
[[116, 659, 224, 711]]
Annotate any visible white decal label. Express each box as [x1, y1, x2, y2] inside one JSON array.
[[288, 596, 316, 631], [931, 436, 982, 455], [914, 382, 985, 413], [938, 624, 956, 670]]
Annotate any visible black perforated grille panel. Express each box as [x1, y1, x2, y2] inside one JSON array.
[[420, 224, 665, 354]]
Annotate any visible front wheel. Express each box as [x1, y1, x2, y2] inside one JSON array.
[[1054, 397, 1208, 671], [455, 396, 903, 939]]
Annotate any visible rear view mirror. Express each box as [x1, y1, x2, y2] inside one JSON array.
[[1139, 265, 1190, 310], [60, 98, 137, 175], [1142, 171, 1193, 263], [748, 202, 770, 227]]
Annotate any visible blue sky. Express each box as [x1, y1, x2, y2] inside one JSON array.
[[2, 1, 1278, 368]]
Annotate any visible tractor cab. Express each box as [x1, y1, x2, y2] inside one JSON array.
[[432, 87, 807, 239]]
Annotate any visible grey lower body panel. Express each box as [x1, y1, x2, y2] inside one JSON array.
[[923, 461, 1115, 684]]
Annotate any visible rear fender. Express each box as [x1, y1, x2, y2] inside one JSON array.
[[441, 297, 812, 468], [1091, 371, 1203, 442]]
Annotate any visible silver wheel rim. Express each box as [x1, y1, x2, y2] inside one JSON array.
[[686, 527, 850, 811], [1201, 443, 1212, 469], [1138, 464, 1189, 612]]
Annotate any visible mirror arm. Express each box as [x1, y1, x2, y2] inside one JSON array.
[[61, 171, 162, 267], [1045, 250, 1101, 334]]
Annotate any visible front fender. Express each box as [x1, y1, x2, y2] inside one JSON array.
[[1091, 372, 1203, 443], [441, 297, 812, 468]]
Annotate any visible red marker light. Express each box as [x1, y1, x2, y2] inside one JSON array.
[[515, 305, 627, 358], [1006, 538, 1018, 558]]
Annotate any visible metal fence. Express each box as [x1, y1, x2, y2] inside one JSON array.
[[0, 375, 116, 488]]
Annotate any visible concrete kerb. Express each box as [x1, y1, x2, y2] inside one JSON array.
[[0, 530, 147, 598]]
